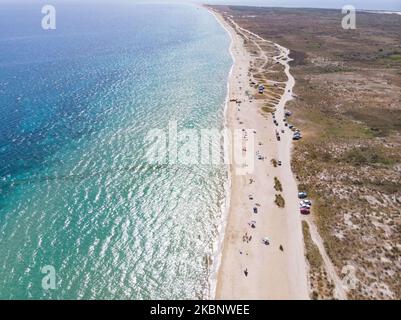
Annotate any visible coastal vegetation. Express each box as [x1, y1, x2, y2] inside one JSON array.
[[261, 106, 275, 113], [302, 221, 335, 300], [274, 194, 285, 208], [274, 177, 283, 192]]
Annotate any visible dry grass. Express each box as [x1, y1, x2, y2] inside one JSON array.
[[274, 194, 285, 208], [302, 221, 335, 299], [274, 177, 283, 192], [261, 106, 275, 113]]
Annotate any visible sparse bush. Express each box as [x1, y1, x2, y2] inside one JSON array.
[[341, 147, 394, 166], [275, 194, 285, 208], [261, 106, 275, 113], [274, 177, 283, 192]]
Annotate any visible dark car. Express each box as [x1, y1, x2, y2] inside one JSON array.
[[300, 208, 310, 215], [253, 207, 258, 214], [298, 192, 308, 199]]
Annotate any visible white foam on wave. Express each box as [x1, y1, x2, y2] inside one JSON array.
[[205, 7, 235, 300]]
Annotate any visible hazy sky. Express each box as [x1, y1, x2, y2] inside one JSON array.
[[2, 0, 400, 11], [202, 0, 401, 10]]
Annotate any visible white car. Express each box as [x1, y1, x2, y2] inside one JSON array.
[[300, 200, 312, 209]]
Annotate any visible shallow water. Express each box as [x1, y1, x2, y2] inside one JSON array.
[[0, 2, 231, 299]]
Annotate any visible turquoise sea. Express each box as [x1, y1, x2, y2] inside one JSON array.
[[0, 1, 232, 299]]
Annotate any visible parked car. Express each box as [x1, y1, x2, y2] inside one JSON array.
[[253, 207, 258, 214], [298, 192, 308, 199], [293, 132, 302, 139], [300, 208, 310, 215]]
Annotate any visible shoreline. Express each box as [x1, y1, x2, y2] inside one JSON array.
[[206, 8, 235, 300], [208, 7, 309, 300]]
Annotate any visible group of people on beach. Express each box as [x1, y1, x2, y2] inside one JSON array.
[[231, 46, 289, 280]]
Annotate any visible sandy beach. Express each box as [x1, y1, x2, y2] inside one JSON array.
[[209, 8, 309, 300]]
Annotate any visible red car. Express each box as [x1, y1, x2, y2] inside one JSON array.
[[300, 208, 310, 215]]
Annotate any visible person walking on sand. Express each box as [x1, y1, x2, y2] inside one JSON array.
[[244, 268, 248, 277]]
